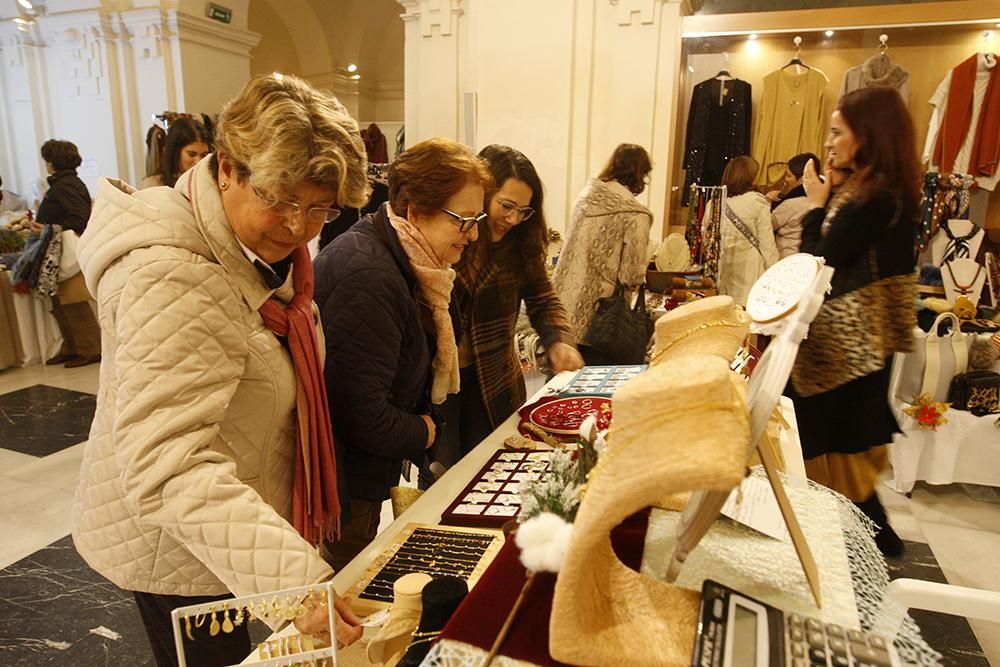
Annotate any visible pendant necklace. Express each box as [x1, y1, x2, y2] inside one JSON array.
[[945, 260, 983, 295], [940, 219, 981, 263]]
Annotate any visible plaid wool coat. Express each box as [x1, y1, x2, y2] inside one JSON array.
[[453, 232, 575, 428]]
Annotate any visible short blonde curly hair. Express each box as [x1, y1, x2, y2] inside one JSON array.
[[214, 73, 369, 208]]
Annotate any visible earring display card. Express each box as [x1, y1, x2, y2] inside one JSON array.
[[169, 582, 338, 667], [345, 524, 503, 616], [440, 449, 553, 529], [559, 365, 647, 397]]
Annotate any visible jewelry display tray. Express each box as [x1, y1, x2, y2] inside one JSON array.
[[439, 449, 553, 530], [559, 364, 647, 397], [344, 523, 503, 616]]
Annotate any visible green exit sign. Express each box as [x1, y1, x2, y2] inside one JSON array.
[[206, 3, 232, 24]]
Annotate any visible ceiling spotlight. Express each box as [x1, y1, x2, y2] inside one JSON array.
[[350, 73, 362, 81], [825, 30, 834, 37], [346, 63, 358, 73], [272, 71, 284, 81], [748, 33, 758, 40], [17, 0, 33, 9], [13, 16, 33, 24]]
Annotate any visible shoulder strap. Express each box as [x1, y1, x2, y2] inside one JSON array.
[[723, 203, 763, 257]]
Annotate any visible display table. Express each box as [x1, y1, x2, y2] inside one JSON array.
[[0, 271, 24, 370], [241, 376, 931, 666], [887, 405, 1000, 494], [7, 279, 62, 367]]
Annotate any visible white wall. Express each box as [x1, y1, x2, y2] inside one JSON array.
[[398, 0, 685, 239], [0, 2, 258, 197]]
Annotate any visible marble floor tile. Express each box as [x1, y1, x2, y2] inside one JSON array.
[[918, 522, 1000, 666], [0, 385, 95, 457], [0, 363, 99, 397], [886, 541, 989, 666], [909, 485, 1000, 535], [880, 486, 928, 544], [0, 536, 153, 667], [0, 486, 75, 570], [6, 442, 84, 492]]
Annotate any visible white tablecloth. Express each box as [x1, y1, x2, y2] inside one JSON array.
[[11, 291, 62, 366], [888, 406, 1000, 494]]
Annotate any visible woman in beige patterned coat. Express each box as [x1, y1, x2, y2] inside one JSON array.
[[552, 144, 653, 363]]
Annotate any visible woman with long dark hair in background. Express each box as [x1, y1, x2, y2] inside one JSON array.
[[788, 86, 920, 557], [142, 117, 212, 189]]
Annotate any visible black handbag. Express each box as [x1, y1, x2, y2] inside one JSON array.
[[581, 281, 654, 365], [947, 370, 1000, 416]]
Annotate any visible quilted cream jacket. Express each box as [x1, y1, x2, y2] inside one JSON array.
[[72, 159, 334, 597]]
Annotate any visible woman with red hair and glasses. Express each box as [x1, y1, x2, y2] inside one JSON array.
[[787, 86, 920, 558]]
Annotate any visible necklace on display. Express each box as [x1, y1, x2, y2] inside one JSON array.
[[945, 261, 983, 295], [940, 220, 981, 263]]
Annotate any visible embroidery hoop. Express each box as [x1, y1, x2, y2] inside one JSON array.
[[930, 219, 984, 266], [941, 257, 987, 307]]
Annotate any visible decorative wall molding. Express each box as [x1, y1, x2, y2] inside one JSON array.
[[398, 0, 463, 38], [612, 0, 658, 26], [173, 11, 260, 57]]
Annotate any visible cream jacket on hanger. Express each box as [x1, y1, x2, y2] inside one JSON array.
[[72, 161, 334, 597]]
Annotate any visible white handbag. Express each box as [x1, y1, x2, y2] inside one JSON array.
[[58, 229, 81, 280], [894, 312, 971, 403]]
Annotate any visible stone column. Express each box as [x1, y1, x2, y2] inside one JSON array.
[[398, 0, 466, 144]]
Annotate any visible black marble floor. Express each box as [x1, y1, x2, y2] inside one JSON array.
[[0, 385, 96, 456], [0, 536, 154, 666], [888, 540, 989, 666]]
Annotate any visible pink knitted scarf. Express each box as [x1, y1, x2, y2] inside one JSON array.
[[258, 246, 341, 544]]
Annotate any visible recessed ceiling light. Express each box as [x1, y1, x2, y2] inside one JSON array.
[[17, 0, 33, 10], [346, 63, 358, 73], [350, 74, 361, 81], [272, 71, 284, 81], [749, 33, 758, 40], [825, 30, 835, 37]]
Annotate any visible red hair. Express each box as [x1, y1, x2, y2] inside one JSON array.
[[836, 87, 920, 210]]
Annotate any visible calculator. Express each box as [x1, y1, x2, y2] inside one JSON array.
[[693, 580, 900, 667]]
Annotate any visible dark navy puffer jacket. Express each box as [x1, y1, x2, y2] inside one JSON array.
[[314, 203, 458, 504]]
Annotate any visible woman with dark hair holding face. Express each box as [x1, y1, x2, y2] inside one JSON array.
[[552, 143, 653, 363], [430, 145, 583, 469], [788, 86, 919, 558]]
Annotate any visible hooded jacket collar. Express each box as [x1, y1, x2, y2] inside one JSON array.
[[79, 159, 292, 310]]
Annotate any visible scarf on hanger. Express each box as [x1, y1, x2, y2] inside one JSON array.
[[934, 53, 1000, 177], [258, 246, 341, 545], [387, 206, 460, 404]]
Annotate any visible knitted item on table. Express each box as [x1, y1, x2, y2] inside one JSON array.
[[549, 297, 751, 667]]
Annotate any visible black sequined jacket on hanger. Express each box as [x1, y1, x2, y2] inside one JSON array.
[[682, 78, 752, 205]]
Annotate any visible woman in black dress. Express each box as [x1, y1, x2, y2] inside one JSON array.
[[788, 87, 920, 557]]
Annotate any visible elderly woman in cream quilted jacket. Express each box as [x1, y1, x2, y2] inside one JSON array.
[[74, 74, 369, 666]]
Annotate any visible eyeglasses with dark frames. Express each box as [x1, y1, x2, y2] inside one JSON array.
[[495, 197, 535, 222], [251, 185, 341, 225], [442, 209, 487, 233]]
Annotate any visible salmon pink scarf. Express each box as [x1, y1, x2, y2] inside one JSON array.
[[258, 246, 340, 544]]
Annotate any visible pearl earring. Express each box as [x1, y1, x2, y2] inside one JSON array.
[[220, 181, 229, 191]]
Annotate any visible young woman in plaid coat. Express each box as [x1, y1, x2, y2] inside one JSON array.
[[432, 145, 584, 470]]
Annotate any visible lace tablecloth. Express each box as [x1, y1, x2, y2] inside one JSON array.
[[423, 471, 941, 667]]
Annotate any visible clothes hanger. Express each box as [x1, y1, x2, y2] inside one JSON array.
[[877, 33, 890, 66], [715, 51, 733, 80], [781, 36, 810, 74]]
